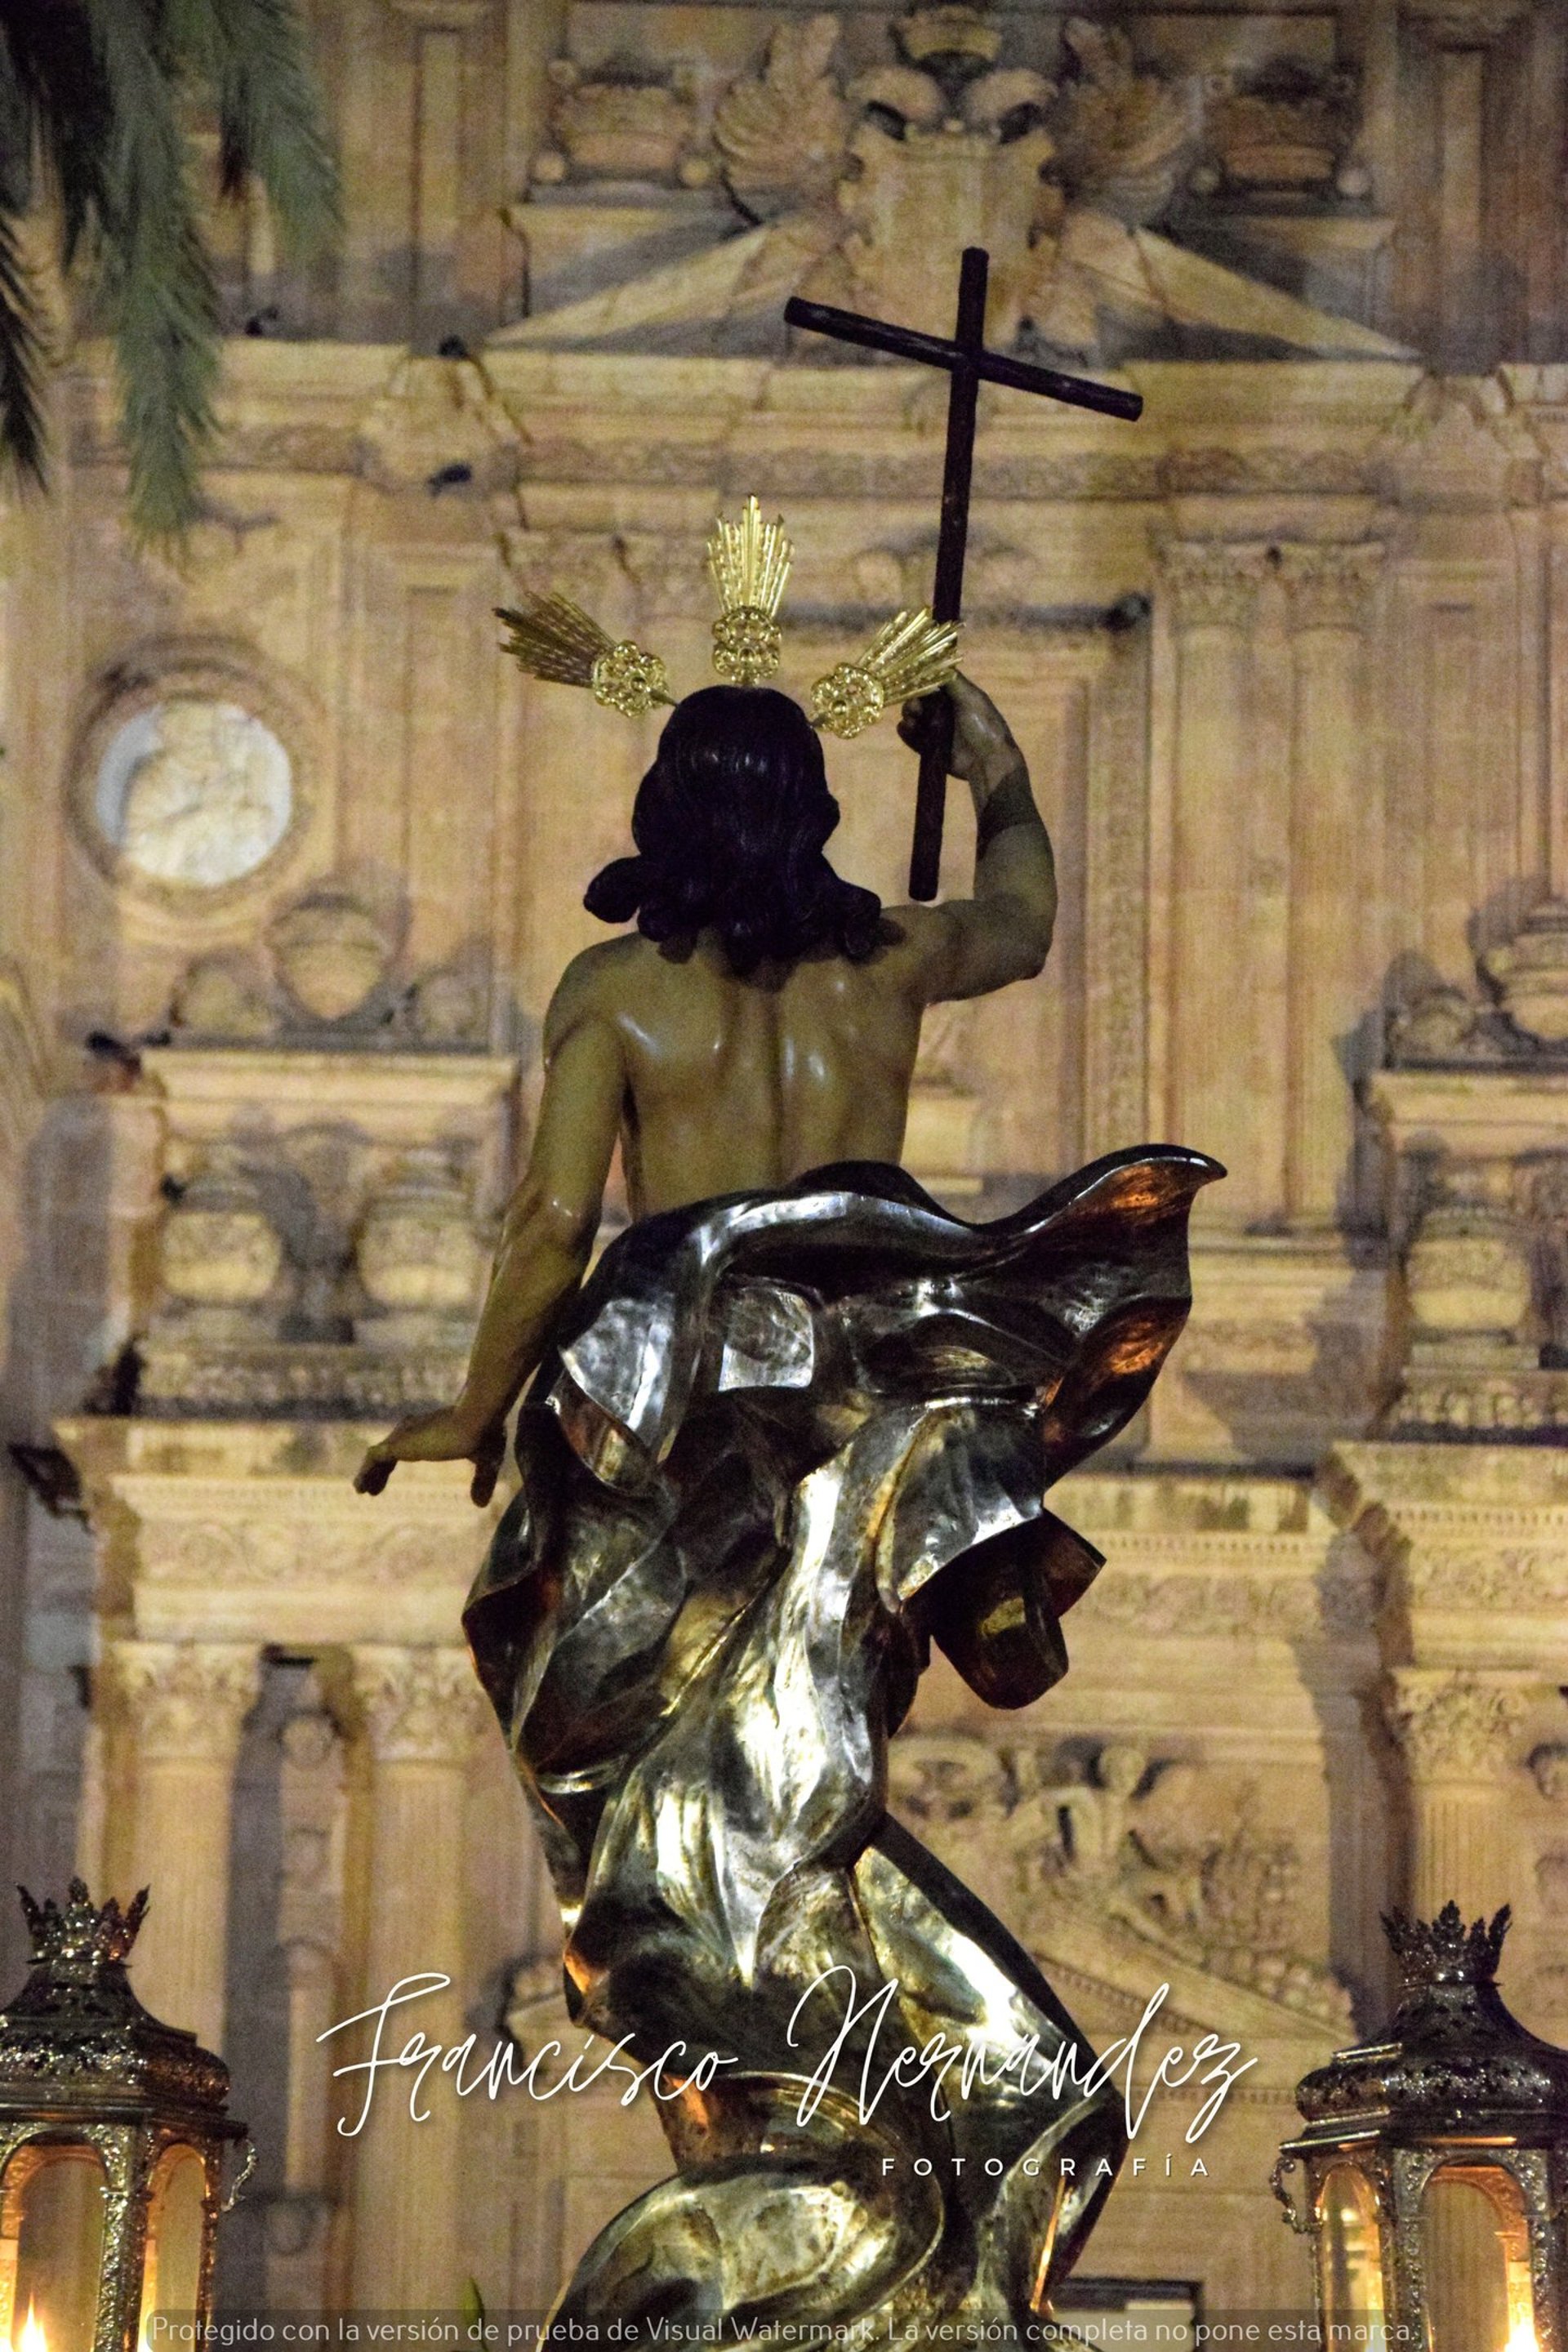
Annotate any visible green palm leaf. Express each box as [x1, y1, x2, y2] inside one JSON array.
[[0, 29, 33, 213], [0, 207, 49, 489], [0, 0, 338, 539], [163, 0, 339, 252], [82, 0, 221, 539], [0, 4, 114, 269]]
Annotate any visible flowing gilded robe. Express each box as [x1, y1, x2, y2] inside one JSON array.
[[465, 1148, 1219, 2332]]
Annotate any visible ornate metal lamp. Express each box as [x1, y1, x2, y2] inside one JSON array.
[[1275, 1902, 1568, 2352], [0, 1881, 249, 2352]]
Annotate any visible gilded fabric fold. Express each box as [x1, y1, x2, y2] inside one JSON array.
[[463, 1145, 1219, 2332]]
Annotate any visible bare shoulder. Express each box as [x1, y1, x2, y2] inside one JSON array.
[[543, 938, 648, 1050], [872, 902, 961, 1002]]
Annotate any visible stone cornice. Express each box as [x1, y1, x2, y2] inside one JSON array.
[[141, 1048, 519, 1149], [56, 1417, 503, 1645], [60, 341, 1432, 506], [1322, 1441, 1568, 1665], [1363, 1067, 1568, 1160], [1402, 0, 1533, 49], [1051, 1471, 1372, 1642]]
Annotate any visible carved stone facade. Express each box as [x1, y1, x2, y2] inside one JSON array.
[[0, 0, 1564, 2324]]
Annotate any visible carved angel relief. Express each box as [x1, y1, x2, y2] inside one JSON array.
[[890, 1731, 1350, 2025], [712, 11, 1193, 357]]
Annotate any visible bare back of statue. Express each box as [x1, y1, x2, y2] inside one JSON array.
[[567, 920, 947, 1213]]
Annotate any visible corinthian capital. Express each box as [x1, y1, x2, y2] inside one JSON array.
[[350, 1645, 488, 1765], [1384, 1668, 1530, 1779], [1156, 541, 1267, 632], [106, 1640, 261, 1763], [1277, 541, 1383, 632]]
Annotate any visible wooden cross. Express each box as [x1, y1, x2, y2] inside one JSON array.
[[786, 247, 1143, 900]]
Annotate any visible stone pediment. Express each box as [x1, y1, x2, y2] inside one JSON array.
[[496, 207, 1407, 363], [497, 10, 1409, 367]]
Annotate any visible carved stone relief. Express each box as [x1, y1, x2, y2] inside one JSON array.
[[1369, 968, 1568, 1432], [349, 1644, 489, 1765], [103, 701, 292, 889], [501, 7, 1401, 364], [537, 60, 710, 191], [103, 1639, 261, 1763], [889, 1729, 1348, 2025], [129, 1023, 513, 1418], [69, 648, 318, 911], [1383, 1668, 1531, 1780]]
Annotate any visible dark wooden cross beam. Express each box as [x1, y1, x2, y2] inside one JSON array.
[[786, 247, 1143, 900]]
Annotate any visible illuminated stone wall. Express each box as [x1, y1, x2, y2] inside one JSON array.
[[0, 0, 1565, 2319]]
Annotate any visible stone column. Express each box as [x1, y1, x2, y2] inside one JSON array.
[[1278, 544, 1383, 1225], [1157, 541, 1266, 1206], [347, 1645, 487, 2306], [1384, 1667, 1530, 1914], [105, 1640, 261, 2051]]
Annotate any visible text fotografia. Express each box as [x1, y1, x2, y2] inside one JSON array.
[[318, 1967, 1252, 2149]]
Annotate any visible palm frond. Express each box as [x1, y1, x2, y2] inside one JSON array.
[[163, 0, 339, 253], [0, 4, 114, 267], [0, 205, 50, 489], [0, 0, 338, 536], [0, 30, 34, 213], [83, 0, 220, 539]]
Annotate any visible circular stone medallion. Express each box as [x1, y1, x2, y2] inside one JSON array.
[[95, 698, 293, 889]]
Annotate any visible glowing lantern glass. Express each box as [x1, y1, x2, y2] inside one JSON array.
[[1274, 1903, 1568, 2352], [0, 1882, 249, 2352]]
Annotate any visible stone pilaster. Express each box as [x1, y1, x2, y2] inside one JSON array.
[[267, 1695, 350, 2314], [1157, 541, 1267, 1209], [385, 0, 493, 323], [1278, 544, 1383, 1224], [1384, 1666, 1531, 1915], [347, 1644, 488, 2306], [103, 1639, 261, 2051], [1403, 0, 1534, 363]]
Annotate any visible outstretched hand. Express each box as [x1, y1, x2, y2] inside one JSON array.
[[354, 1406, 507, 1507]]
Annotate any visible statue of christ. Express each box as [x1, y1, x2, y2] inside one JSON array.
[[357, 670, 1217, 2335]]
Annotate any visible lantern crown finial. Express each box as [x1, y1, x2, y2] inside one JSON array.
[[1382, 1899, 1511, 1990], [2, 1878, 236, 2114], [16, 1878, 149, 1976]]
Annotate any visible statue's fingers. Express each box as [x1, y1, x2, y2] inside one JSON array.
[[354, 1450, 395, 1496], [470, 1423, 506, 1508], [898, 697, 934, 751]]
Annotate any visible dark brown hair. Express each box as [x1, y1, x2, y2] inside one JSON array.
[[583, 685, 882, 976]]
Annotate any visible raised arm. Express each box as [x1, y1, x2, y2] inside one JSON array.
[[355, 953, 626, 1504], [895, 674, 1058, 1004]]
